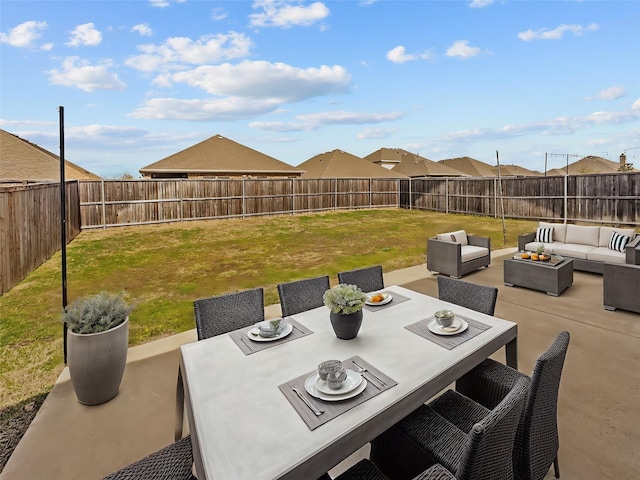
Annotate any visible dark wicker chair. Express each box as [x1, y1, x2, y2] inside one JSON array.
[[603, 262, 640, 313], [193, 287, 264, 340], [454, 331, 570, 480], [427, 234, 491, 279], [335, 459, 456, 480], [437, 276, 498, 316], [370, 377, 530, 480], [102, 435, 195, 479], [277, 275, 330, 317], [337, 265, 384, 293]]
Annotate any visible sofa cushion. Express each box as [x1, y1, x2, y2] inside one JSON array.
[[524, 241, 564, 254], [587, 247, 627, 264], [460, 245, 488, 263], [539, 222, 567, 243], [437, 230, 468, 246], [553, 243, 596, 259], [565, 225, 600, 246], [599, 227, 636, 247], [535, 227, 553, 243], [609, 232, 631, 252]]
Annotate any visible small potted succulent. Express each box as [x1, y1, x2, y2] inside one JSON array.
[[323, 284, 368, 340], [63, 291, 133, 405]]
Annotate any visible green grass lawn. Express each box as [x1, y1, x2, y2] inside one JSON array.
[[0, 209, 536, 409]]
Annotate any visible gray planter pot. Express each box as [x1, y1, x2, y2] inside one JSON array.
[[329, 310, 363, 340], [67, 317, 129, 405]]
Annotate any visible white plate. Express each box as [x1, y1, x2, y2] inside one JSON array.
[[315, 369, 362, 395], [427, 318, 469, 336], [247, 322, 293, 342], [304, 373, 368, 401], [365, 293, 393, 306]]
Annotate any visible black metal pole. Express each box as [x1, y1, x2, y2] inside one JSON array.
[[59, 106, 68, 364]]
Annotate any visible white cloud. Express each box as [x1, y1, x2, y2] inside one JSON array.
[[249, 121, 319, 132], [250, 110, 404, 132], [249, 0, 330, 28], [632, 98, 640, 110], [125, 32, 252, 72], [47, 57, 126, 92], [66, 23, 102, 47], [129, 97, 279, 121], [469, 0, 494, 8], [164, 60, 351, 103], [357, 127, 398, 139], [588, 86, 627, 101], [149, 0, 186, 7], [41, 42, 54, 51], [518, 23, 599, 41], [0, 21, 47, 48], [132, 23, 153, 37], [211, 7, 228, 21], [386, 46, 415, 64], [445, 40, 481, 58]]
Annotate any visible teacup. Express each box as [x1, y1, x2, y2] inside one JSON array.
[[318, 360, 342, 381], [327, 367, 347, 390], [434, 309, 455, 328]]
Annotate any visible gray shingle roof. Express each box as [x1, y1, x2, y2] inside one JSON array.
[[364, 148, 468, 177], [139, 134, 303, 177], [0, 129, 101, 181], [437, 156, 496, 177]]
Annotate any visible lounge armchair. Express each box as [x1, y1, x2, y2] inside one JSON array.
[[427, 230, 491, 278], [603, 262, 640, 313]]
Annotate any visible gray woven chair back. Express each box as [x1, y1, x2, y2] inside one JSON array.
[[516, 331, 570, 480], [102, 435, 195, 479], [337, 265, 384, 293], [277, 275, 330, 317], [456, 377, 530, 480], [193, 287, 264, 340], [437, 276, 498, 316]]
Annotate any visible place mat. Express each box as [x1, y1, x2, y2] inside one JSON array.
[[279, 355, 397, 430], [405, 314, 491, 350], [363, 291, 411, 312], [229, 318, 313, 355]]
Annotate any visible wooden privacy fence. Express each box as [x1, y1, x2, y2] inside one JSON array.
[[78, 178, 400, 228], [403, 172, 640, 226], [0, 181, 80, 295]]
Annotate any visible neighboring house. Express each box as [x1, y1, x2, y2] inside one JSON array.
[[0, 129, 101, 181], [298, 149, 407, 178], [491, 164, 541, 177], [437, 156, 496, 177], [566, 156, 627, 175], [139, 134, 304, 179], [364, 148, 468, 177]]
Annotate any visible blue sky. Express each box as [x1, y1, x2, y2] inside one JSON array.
[[1, 0, 639, 178]]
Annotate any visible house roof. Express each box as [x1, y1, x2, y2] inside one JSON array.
[[566, 156, 623, 175], [364, 148, 468, 177], [139, 134, 303, 176], [545, 168, 567, 176], [0, 129, 101, 181], [298, 149, 408, 178], [491, 164, 540, 177], [437, 156, 496, 177]]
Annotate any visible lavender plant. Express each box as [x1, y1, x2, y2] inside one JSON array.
[[62, 291, 133, 334]]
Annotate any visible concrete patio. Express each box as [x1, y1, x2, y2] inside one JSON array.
[[2, 248, 639, 480]]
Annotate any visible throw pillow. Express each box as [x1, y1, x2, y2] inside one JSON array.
[[535, 227, 553, 244], [609, 232, 631, 252]]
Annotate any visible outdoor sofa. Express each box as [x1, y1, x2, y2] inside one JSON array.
[[518, 222, 640, 274]]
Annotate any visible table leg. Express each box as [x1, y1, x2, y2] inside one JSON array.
[[175, 366, 184, 442], [505, 337, 518, 369]]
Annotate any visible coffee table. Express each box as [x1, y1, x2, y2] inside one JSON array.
[[504, 256, 573, 296]]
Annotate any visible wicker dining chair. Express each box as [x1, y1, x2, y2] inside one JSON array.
[[370, 377, 530, 480], [193, 287, 265, 340], [337, 265, 384, 293], [102, 435, 195, 480], [277, 275, 330, 317], [335, 459, 456, 480], [437, 276, 498, 316], [454, 331, 570, 480]]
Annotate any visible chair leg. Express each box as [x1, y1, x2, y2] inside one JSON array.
[[553, 456, 560, 478]]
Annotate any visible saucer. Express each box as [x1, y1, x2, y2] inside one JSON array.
[[305, 373, 368, 401], [427, 318, 468, 336], [315, 369, 362, 395], [247, 322, 293, 342]]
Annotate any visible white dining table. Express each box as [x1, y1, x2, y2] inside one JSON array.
[[179, 285, 518, 480]]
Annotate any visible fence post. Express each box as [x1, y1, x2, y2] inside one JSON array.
[[334, 178, 337, 211], [369, 178, 372, 209], [179, 179, 183, 222], [292, 178, 295, 215], [564, 175, 568, 224], [101, 179, 106, 229], [242, 178, 246, 219], [445, 178, 449, 214]]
